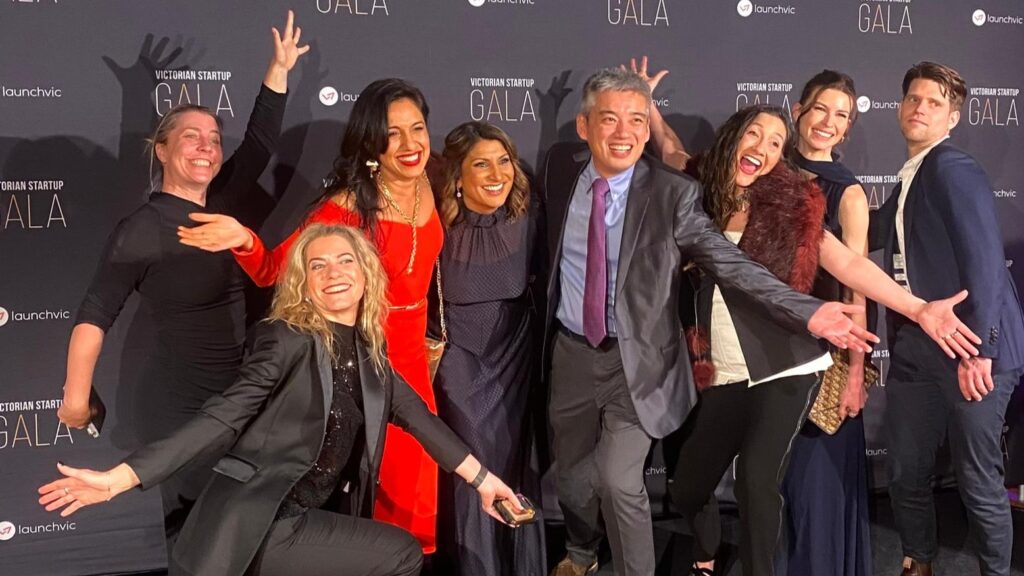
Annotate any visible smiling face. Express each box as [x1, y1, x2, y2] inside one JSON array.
[[794, 88, 853, 158], [457, 138, 515, 215], [378, 98, 430, 185], [733, 112, 788, 188], [304, 234, 366, 326], [155, 111, 223, 194], [899, 78, 960, 156], [576, 90, 650, 178]]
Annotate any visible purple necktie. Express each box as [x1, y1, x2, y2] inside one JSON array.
[[583, 177, 610, 347]]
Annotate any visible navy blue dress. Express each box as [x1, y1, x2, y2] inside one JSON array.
[[432, 201, 546, 576], [777, 154, 873, 576]]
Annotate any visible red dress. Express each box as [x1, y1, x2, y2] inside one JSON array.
[[233, 200, 444, 552]]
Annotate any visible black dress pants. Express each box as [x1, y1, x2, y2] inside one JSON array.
[[244, 508, 423, 576], [669, 374, 818, 576]]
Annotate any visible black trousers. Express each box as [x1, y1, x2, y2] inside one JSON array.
[[243, 508, 423, 576], [886, 323, 1021, 576], [669, 374, 818, 576]]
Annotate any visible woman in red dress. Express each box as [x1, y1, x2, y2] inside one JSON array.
[[177, 79, 444, 552]]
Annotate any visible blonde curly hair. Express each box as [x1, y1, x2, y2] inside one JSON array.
[[268, 223, 389, 372]]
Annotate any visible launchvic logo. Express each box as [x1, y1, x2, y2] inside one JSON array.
[[737, 0, 796, 17], [0, 520, 77, 541], [0, 305, 71, 327], [972, 8, 1023, 26], [469, 0, 537, 6], [852, 95, 900, 114]]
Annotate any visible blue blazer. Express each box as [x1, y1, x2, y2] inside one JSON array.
[[869, 142, 1024, 374]]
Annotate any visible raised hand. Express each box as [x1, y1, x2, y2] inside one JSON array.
[[807, 302, 878, 353], [912, 290, 981, 359], [626, 55, 669, 94], [271, 10, 310, 73], [38, 463, 138, 517], [177, 212, 253, 252]]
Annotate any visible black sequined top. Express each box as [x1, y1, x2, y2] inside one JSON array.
[[276, 322, 365, 519]]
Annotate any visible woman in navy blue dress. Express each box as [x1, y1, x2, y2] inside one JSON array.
[[777, 70, 873, 576], [431, 121, 546, 576]]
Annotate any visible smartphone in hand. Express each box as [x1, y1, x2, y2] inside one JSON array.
[[495, 494, 537, 527]]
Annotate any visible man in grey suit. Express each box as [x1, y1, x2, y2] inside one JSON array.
[[542, 68, 877, 576]]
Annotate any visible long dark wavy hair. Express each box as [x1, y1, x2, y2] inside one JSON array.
[[318, 78, 430, 239], [698, 105, 796, 229], [440, 121, 529, 226]]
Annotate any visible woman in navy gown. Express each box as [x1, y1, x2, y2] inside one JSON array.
[[432, 121, 546, 576], [777, 70, 873, 576]]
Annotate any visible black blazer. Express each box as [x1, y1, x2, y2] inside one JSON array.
[[541, 143, 823, 438], [125, 320, 470, 576], [869, 142, 1024, 373], [690, 271, 827, 383]]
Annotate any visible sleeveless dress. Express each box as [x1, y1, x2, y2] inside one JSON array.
[[233, 199, 444, 552], [776, 153, 873, 576]]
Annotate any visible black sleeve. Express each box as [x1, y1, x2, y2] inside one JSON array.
[[388, 368, 471, 473], [74, 212, 156, 331], [206, 84, 286, 214], [124, 321, 303, 489], [671, 177, 822, 333]]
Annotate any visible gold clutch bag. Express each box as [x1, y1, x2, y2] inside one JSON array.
[[425, 259, 447, 383], [808, 349, 879, 435]]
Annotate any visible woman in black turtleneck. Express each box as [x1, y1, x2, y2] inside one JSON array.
[[39, 224, 525, 576]]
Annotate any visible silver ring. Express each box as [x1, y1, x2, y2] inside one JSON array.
[[63, 487, 70, 496]]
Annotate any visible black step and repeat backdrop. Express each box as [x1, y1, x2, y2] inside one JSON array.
[[2, 1, 1022, 574]]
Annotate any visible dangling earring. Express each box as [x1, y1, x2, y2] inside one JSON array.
[[366, 159, 380, 177], [303, 296, 311, 304], [456, 186, 463, 199]]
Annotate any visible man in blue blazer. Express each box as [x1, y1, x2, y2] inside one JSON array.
[[871, 62, 1024, 576]]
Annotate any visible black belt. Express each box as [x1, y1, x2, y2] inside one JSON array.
[[557, 323, 618, 351]]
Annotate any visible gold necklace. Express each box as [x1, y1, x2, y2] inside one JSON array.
[[379, 175, 421, 274]]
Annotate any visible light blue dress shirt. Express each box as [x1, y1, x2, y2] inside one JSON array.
[[556, 160, 633, 337]]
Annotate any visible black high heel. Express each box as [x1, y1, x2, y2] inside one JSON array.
[[689, 566, 715, 576]]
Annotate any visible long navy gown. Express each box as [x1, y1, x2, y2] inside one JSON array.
[[776, 154, 873, 576], [432, 200, 546, 576]]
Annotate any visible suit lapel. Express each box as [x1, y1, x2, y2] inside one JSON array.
[[357, 339, 385, 484], [615, 158, 651, 297], [314, 338, 333, 422], [545, 148, 590, 301]]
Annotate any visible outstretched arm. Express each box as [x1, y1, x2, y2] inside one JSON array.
[[673, 179, 876, 351], [818, 231, 980, 359], [837, 184, 870, 419], [388, 368, 522, 524], [39, 323, 303, 516]]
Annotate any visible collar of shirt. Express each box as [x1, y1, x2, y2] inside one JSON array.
[[581, 160, 634, 225], [899, 135, 948, 186]]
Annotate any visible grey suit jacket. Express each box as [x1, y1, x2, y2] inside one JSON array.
[[125, 320, 469, 576], [541, 143, 823, 438]]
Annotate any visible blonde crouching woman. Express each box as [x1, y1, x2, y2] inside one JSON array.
[[39, 224, 522, 576]]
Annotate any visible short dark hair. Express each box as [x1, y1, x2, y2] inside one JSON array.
[[902, 61, 967, 110]]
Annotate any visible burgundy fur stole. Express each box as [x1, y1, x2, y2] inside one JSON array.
[[687, 162, 826, 391]]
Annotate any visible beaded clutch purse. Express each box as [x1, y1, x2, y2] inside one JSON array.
[[808, 349, 879, 434]]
